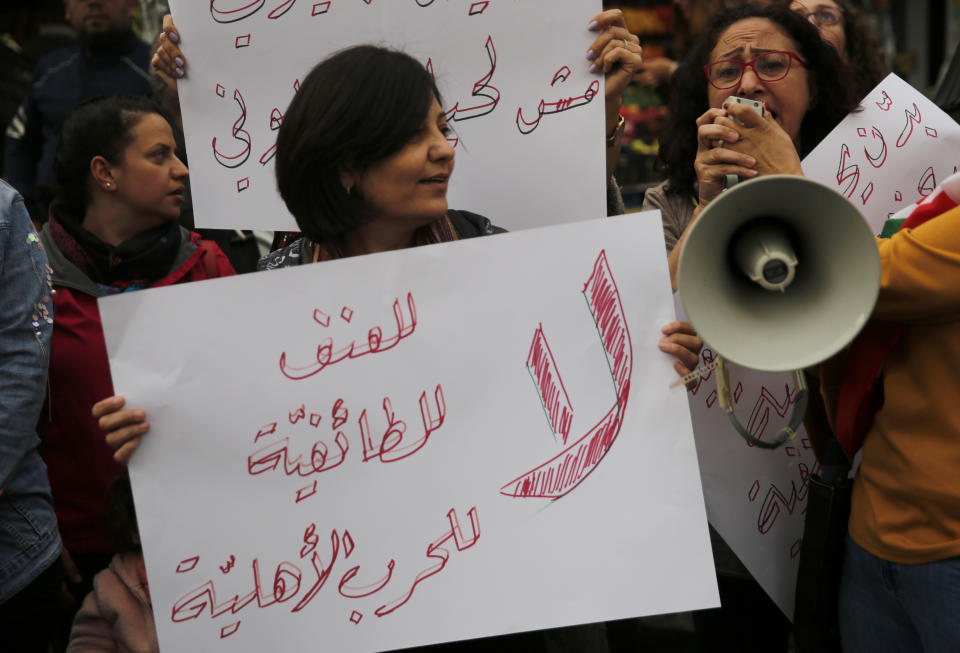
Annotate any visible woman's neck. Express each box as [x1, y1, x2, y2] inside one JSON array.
[[81, 198, 162, 246], [338, 218, 418, 258]]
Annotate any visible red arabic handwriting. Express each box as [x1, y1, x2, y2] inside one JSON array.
[[745, 383, 799, 447], [526, 324, 574, 444], [169, 507, 480, 639], [212, 87, 251, 169], [359, 386, 446, 463], [279, 293, 418, 380], [374, 506, 480, 616], [248, 388, 445, 488], [431, 35, 500, 124], [834, 89, 943, 209], [516, 67, 600, 135], [211, 0, 493, 24], [248, 430, 350, 477], [211, 79, 297, 191], [864, 126, 887, 168], [895, 102, 922, 149], [502, 250, 633, 499], [749, 462, 816, 534], [210, 0, 266, 24]]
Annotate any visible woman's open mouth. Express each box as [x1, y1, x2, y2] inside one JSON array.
[[420, 174, 449, 187]]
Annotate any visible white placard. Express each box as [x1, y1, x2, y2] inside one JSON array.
[[100, 213, 718, 653], [803, 73, 960, 233], [674, 297, 816, 618], [686, 353, 816, 618], [170, 0, 607, 232]]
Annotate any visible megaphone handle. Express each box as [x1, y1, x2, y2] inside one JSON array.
[[716, 360, 808, 449]]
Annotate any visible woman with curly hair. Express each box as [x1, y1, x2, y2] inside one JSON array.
[[641, 5, 858, 651], [783, 0, 888, 101], [643, 4, 858, 288]]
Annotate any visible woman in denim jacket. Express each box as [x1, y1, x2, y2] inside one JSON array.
[[0, 179, 62, 652]]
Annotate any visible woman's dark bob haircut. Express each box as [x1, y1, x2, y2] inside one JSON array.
[[53, 94, 168, 215], [659, 4, 857, 196], [275, 45, 442, 242]]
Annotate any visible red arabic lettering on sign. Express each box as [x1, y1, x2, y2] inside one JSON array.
[[833, 88, 945, 213], [502, 250, 633, 500], [170, 506, 480, 640]]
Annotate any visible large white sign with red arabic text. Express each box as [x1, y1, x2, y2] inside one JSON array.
[[100, 213, 718, 653], [170, 0, 607, 231]]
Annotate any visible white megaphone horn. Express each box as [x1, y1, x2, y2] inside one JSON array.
[[677, 175, 881, 448]]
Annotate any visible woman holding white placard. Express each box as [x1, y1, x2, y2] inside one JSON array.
[[39, 93, 235, 644], [100, 11, 703, 461], [150, 9, 643, 183], [94, 35, 706, 653]]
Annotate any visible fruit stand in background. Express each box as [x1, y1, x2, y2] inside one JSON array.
[[610, 1, 674, 209]]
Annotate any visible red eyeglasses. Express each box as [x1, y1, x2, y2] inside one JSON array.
[[704, 51, 806, 90]]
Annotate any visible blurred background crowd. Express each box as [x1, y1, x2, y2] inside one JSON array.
[[3, 2, 960, 652], [5, 1, 960, 213]]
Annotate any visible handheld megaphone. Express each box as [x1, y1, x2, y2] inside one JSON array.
[[677, 175, 880, 447]]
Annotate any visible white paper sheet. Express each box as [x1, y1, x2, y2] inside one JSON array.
[[169, 0, 607, 232], [686, 355, 816, 618], [674, 296, 817, 618], [803, 73, 960, 233], [100, 213, 718, 653]]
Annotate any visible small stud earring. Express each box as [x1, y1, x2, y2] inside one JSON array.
[[105, 182, 111, 188]]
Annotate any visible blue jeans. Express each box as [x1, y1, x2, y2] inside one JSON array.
[[839, 534, 960, 653]]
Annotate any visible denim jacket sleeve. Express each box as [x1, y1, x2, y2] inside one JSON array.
[[0, 180, 53, 488]]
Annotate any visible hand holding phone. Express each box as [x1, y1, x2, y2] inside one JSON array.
[[720, 97, 764, 189], [722, 96, 765, 125]]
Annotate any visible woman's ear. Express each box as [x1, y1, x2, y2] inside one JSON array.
[[339, 168, 356, 195], [90, 155, 117, 192]]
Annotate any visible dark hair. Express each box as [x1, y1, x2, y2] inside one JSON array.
[[672, 0, 759, 56], [771, 0, 887, 100], [833, 0, 888, 98], [275, 45, 442, 242], [52, 94, 167, 215], [659, 4, 857, 196]]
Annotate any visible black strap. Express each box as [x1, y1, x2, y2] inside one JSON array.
[[447, 209, 506, 238]]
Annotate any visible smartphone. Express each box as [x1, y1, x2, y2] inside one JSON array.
[[721, 97, 765, 190], [722, 96, 764, 125]]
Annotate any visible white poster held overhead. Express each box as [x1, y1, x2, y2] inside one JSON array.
[[100, 214, 719, 653], [803, 73, 960, 233], [681, 343, 818, 618], [169, 0, 606, 232]]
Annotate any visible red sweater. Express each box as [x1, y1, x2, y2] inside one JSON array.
[[39, 226, 234, 552]]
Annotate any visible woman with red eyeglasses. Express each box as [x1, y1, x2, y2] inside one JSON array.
[[644, 5, 857, 288], [641, 6, 858, 652]]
